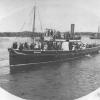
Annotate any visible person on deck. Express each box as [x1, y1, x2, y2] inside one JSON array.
[[30, 43, 35, 50], [41, 42, 44, 50], [19, 43, 24, 51], [24, 42, 30, 50], [12, 42, 18, 49]]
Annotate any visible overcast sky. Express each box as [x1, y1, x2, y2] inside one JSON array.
[[0, 0, 100, 32]]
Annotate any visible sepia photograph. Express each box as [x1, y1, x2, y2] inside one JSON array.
[[0, 0, 100, 100]]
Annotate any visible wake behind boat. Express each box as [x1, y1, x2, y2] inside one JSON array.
[[8, 4, 100, 72]]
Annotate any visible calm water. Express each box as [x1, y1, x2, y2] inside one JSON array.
[[0, 36, 100, 100]]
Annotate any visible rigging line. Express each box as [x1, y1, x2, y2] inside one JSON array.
[[18, 7, 33, 42], [19, 22, 26, 31], [38, 8, 43, 32], [29, 5, 36, 32], [35, 0, 43, 32], [19, 5, 34, 32]]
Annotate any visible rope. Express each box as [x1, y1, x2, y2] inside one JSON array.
[[19, 22, 26, 32], [38, 8, 43, 32]]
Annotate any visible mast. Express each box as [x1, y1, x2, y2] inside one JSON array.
[[32, 6, 36, 33]]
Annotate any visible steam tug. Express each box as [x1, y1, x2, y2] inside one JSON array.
[[8, 5, 100, 72]]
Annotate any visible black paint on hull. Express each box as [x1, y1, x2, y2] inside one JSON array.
[[8, 46, 100, 72]]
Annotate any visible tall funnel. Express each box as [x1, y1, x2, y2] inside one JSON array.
[[71, 24, 75, 35]]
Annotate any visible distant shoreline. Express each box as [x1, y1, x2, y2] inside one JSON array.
[[0, 31, 96, 37], [0, 32, 38, 37]]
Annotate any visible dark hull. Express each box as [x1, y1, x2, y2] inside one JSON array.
[[8, 46, 100, 72]]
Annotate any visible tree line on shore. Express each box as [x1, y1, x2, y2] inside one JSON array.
[[0, 31, 97, 37]]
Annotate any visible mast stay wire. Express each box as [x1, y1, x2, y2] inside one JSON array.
[[19, 22, 26, 32], [19, 5, 35, 43], [19, 0, 43, 33], [13, 7, 28, 43], [18, 0, 43, 43], [34, 0, 43, 32], [19, 6, 34, 32], [18, 7, 32, 43], [37, 7, 43, 32], [36, 0, 43, 32]]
